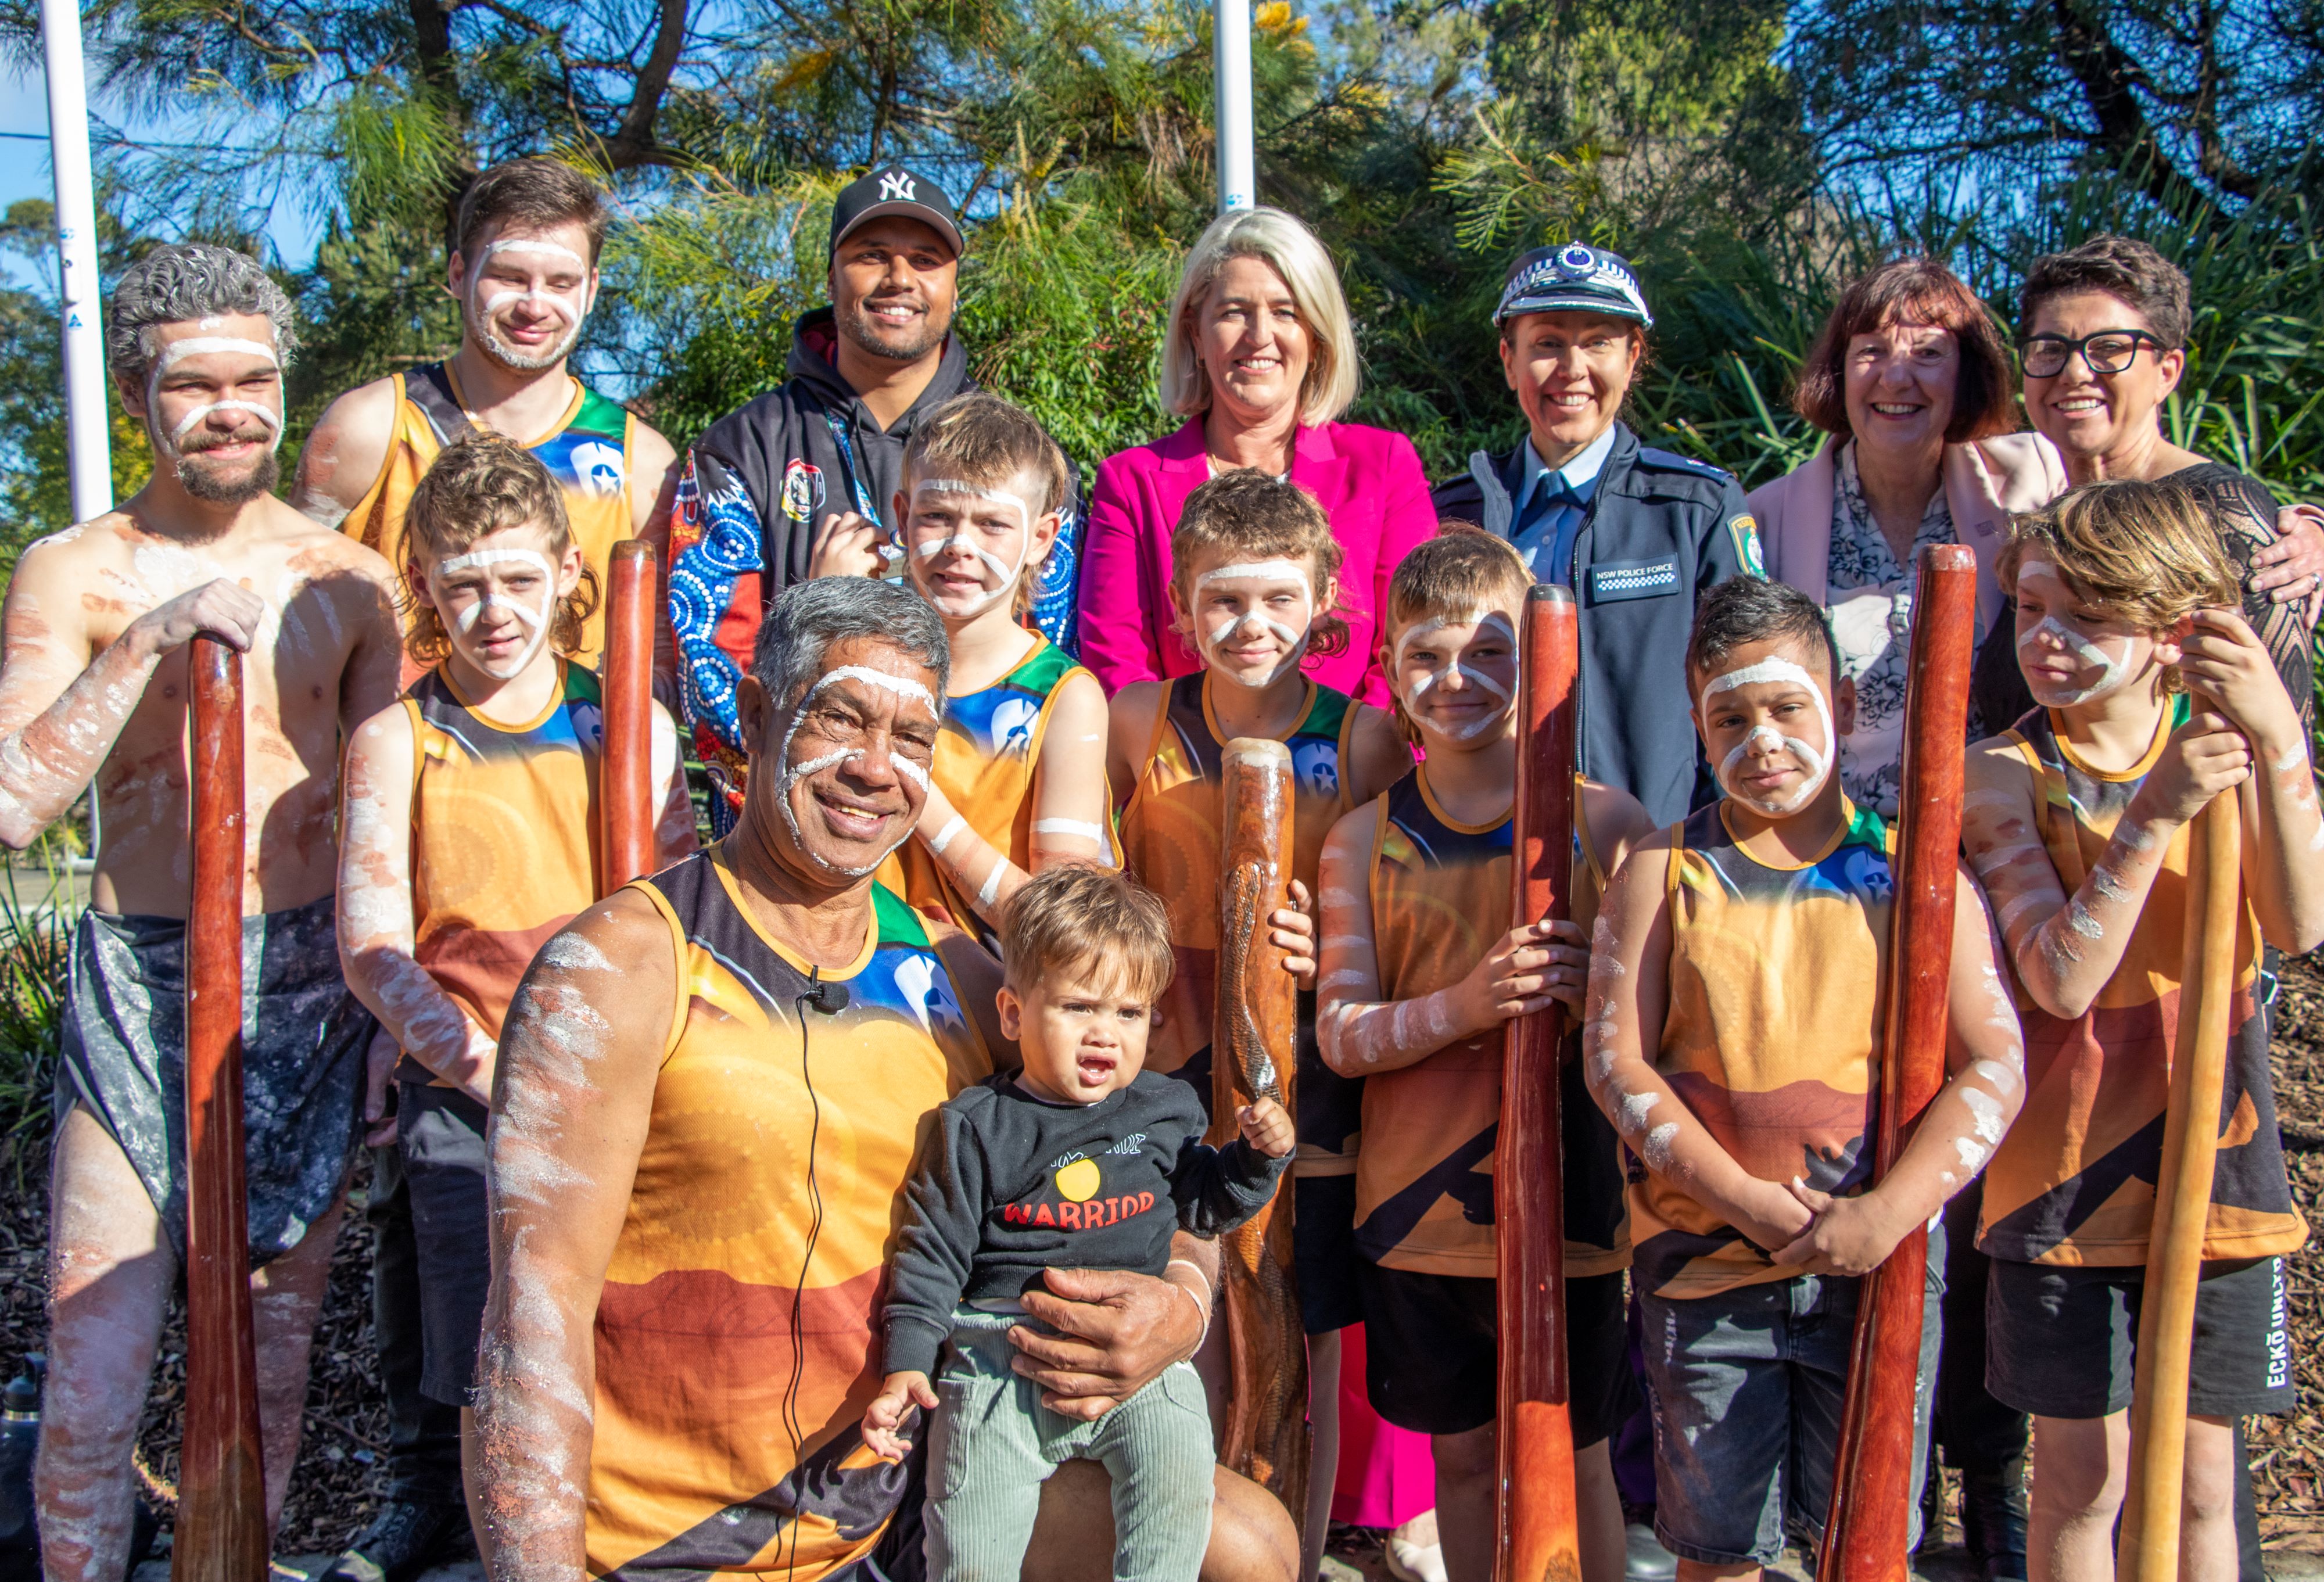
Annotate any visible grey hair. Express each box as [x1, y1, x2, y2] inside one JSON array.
[[106, 243, 300, 386], [751, 576, 951, 724]]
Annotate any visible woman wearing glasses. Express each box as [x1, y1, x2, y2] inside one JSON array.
[[1974, 234, 2323, 729], [1743, 256, 2065, 818]]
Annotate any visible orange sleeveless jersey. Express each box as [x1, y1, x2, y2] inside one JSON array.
[[587, 854, 992, 1579], [1119, 673, 1358, 1171], [1976, 704, 2304, 1267], [403, 660, 604, 1057], [1359, 767, 1628, 1278]]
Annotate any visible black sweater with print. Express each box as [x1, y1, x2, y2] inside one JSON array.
[[881, 1071, 1289, 1377]]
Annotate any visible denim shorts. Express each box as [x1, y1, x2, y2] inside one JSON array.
[[1637, 1230, 1944, 1567]]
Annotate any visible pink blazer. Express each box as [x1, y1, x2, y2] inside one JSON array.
[[1076, 418, 1438, 706]]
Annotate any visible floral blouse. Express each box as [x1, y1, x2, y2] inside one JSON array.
[[1826, 442, 1971, 818]]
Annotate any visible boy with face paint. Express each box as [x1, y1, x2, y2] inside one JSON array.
[[9, 244, 407, 1582], [1312, 527, 1652, 1582], [1581, 577, 2027, 1582], [1959, 480, 2324, 1582], [335, 434, 697, 1537], [295, 157, 680, 675], [871, 396, 1117, 946]]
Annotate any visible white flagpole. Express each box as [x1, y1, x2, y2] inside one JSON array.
[[1214, 0, 1253, 213], [40, 0, 113, 523]]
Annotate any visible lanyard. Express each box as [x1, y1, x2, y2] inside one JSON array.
[[823, 409, 883, 519]]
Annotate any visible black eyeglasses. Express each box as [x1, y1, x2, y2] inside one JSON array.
[[2018, 329, 2165, 379]]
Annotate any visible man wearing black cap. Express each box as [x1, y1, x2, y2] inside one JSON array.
[[1433, 241, 1758, 830], [669, 165, 1081, 828]]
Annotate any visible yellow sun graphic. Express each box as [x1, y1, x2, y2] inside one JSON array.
[[1054, 1158, 1101, 1203]]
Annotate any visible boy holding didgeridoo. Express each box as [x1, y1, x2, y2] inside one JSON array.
[[1581, 576, 2027, 1582], [1961, 480, 2324, 1582]]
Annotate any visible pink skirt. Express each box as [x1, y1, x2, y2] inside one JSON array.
[[1329, 1323, 1436, 1527]]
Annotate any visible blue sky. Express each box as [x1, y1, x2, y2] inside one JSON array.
[[0, 58, 325, 292]]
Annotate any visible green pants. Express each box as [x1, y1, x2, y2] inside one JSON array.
[[923, 1307, 1215, 1582]]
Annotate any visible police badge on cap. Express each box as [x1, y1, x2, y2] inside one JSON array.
[[1493, 242, 1654, 329]]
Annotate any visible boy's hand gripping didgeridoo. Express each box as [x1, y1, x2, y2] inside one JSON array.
[[175, 636, 266, 1582], [1818, 543, 1977, 1582], [2117, 778, 2242, 1582], [1214, 737, 1310, 1524], [1497, 584, 1581, 1582], [601, 539, 659, 895]]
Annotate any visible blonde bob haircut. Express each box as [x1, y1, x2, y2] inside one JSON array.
[[1160, 206, 1360, 428]]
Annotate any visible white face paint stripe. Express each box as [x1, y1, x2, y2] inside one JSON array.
[[2017, 615, 2132, 705], [805, 665, 941, 716], [485, 238, 589, 267], [1196, 560, 1311, 589], [439, 548, 557, 577], [1703, 657, 1819, 695], [155, 336, 279, 372], [166, 399, 283, 446], [2016, 560, 2060, 584], [1031, 819, 1106, 842], [912, 478, 1032, 516]]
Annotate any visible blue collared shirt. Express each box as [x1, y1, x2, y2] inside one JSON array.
[[1510, 424, 1620, 584]]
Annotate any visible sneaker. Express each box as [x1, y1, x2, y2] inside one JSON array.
[[1624, 1520, 1680, 1582], [320, 1500, 475, 1582]]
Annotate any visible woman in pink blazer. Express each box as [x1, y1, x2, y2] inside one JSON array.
[[1076, 207, 1436, 708]]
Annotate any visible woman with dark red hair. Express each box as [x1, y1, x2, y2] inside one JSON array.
[[1746, 257, 2065, 817]]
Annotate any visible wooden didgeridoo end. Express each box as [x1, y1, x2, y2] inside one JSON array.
[[1214, 737, 1310, 1528], [1818, 542, 1977, 1582], [1497, 583, 1583, 1582], [2117, 787, 2243, 1582], [601, 539, 660, 895], [174, 636, 267, 1582]]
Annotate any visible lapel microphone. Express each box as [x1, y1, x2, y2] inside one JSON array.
[[805, 967, 850, 1016]]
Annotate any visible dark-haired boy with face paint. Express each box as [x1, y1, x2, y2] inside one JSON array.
[[1580, 576, 2026, 1582], [1959, 479, 2324, 1582]]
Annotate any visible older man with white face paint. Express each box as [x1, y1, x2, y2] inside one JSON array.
[[1, 243, 404, 1582], [476, 576, 1300, 1582], [295, 157, 679, 675]]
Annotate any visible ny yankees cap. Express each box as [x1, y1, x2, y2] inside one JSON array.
[[829, 166, 964, 261], [1494, 242, 1654, 328]]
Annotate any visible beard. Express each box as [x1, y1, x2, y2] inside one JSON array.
[[468, 301, 583, 374], [174, 430, 282, 505], [836, 292, 950, 364]]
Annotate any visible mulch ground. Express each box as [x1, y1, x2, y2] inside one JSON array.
[[3, 957, 2322, 1562]]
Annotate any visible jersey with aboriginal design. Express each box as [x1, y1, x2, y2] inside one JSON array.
[[1358, 767, 1628, 1278], [400, 660, 602, 1082], [875, 636, 1118, 952], [1631, 799, 1893, 1300], [1976, 703, 2305, 1268], [586, 853, 991, 1580], [1120, 672, 1357, 1170]]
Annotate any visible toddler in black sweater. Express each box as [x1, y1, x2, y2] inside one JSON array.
[[864, 866, 1292, 1582]]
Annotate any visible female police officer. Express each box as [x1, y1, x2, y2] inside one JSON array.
[[1433, 243, 1759, 826]]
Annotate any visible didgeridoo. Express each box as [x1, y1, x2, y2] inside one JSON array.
[[1818, 542, 1978, 1582], [1214, 737, 1310, 1522], [1497, 584, 1581, 1582], [175, 636, 267, 1582], [2117, 784, 2243, 1582], [600, 539, 660, 895]]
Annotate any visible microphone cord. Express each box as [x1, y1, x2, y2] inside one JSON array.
[[780, 968, 829, 1577]]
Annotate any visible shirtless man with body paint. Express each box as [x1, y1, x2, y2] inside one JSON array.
[[474, 576, 1300, 1582], [2, 244, 403, 1582]]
